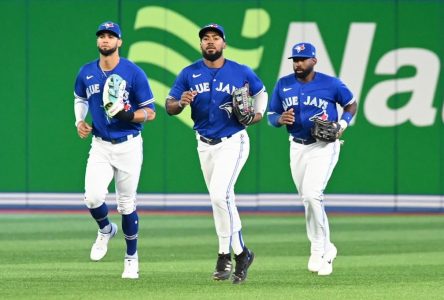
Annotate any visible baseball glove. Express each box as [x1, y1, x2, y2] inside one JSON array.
[[311, 118, 342, 143], [103, 74, 126, 118], [232, 84, 255, 126]]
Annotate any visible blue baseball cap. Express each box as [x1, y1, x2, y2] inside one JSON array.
[[288, 42, 316, 59], [96, 21, 121, 39], [199, 23, 226, 40]]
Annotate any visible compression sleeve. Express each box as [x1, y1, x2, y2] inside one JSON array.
[[253, 90, 268, 117], [74, 97, 88, 127]]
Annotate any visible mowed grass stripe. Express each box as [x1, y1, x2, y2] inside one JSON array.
[[0, 214, 443, 300]]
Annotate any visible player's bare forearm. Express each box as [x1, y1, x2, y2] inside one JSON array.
[[133, 108, 156, 123], [165, 91, 195, 115], [343, 101, 357, 116], [336, 101, 357, 136], [165, 98, 183, 115]]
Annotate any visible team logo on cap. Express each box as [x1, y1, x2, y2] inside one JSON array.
[[103, 22, 115, 28], [295, 44, 305, 53]]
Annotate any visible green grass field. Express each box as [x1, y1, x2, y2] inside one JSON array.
[[1, 213, 443, 300]]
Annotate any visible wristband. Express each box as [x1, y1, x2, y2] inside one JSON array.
[[340, 112, 353, 125], [142, 109, 148, 122], [114, 110, 135, 122], [178, 100, 183, 108], [268, 113, 282, 128]]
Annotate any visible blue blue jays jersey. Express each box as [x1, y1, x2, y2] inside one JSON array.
[[268, 72, 354, 140], [168, 59, 265, 139], [74, 58, 155, 139]]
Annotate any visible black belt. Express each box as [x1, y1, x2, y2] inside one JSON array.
[[97, 132, 140, 144], [292, 137, 316, 145], [199, 135, 232, 145]]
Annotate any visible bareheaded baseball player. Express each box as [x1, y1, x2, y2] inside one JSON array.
[[74, 21, 156, 279], [165, 23, 268, 284], [268, 42, 357, 276]]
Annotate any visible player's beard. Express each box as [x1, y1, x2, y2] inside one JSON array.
[[98, 45, 118, 56], [294, 66, 314, 79], [202, 49, 223, 62]]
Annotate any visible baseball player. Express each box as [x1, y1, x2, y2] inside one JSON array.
[[73, 21, 156, 279], [165, 24, 268, 284], [267, 42, 357, 276]]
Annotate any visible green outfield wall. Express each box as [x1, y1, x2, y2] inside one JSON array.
[[1, 0, 443, 199]]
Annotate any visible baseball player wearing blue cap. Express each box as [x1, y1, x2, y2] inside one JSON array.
[[73, 21, 156, 279], [165, 23, 268, 284], [268, 42, 357, 276]]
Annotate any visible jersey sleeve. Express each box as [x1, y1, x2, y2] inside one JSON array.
[[335, 79, 354, 107], [244, 66, 265, 96], [268, 81, 285, 114], [74, 67, 87, 100], [133, 67, 155, 110], [168, 69, 189, 100]]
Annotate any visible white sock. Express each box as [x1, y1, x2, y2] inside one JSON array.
[[231, 231, 245, 255], [218, 236, 230, 254]]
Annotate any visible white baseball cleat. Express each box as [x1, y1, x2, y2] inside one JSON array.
[[318, 244, 337, 276], [122, 257, 139, 279], [90, 223, 118, 261], [307, 254, 323, 272]]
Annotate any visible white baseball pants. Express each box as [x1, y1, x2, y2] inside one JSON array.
[[197, 130, 249, 238], [84, 134, 143, 215], [289, 138, 340, 256]]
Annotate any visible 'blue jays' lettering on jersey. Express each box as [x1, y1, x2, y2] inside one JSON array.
[[74, 58, 155, 140], [169, 59, 265, 139], [269, 72, 354, 140]]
